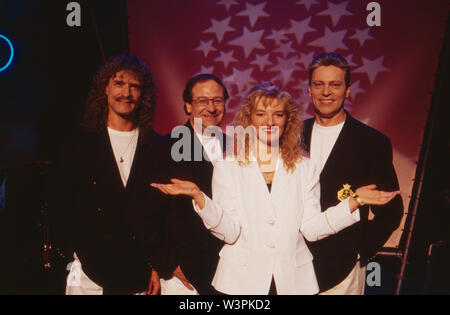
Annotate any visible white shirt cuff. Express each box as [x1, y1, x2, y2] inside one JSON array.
[[192, 193, 222, 230], [351, 207, 361, 221], [325, 198, 361, 234]]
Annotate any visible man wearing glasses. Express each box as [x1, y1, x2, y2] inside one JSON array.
[[160, 74, 229, 295]]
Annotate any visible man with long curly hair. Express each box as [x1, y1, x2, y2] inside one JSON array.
[[303, 52, 403, 294], [50, 55, 172, 295]]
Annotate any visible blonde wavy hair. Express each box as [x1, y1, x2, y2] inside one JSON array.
[[232, 82, 304, 172]]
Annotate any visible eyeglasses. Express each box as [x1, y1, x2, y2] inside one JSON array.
[[192, 97, 225, 107]]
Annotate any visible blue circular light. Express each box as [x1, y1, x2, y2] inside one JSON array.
[[0, 34, 14, 73]]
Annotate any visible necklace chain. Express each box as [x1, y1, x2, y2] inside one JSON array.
[[117, 129, 138, 163]]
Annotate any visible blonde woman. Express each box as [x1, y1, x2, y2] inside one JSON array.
[[152, 83, 399, 295]]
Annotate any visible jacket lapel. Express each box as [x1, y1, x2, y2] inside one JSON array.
[[187, 121, 214, 187], [303, 113, 355, 181], [319, 116, 352, 180], [95, 129, 126, 194], [123, 131, 145, 195], [315, 114, 369, 217]]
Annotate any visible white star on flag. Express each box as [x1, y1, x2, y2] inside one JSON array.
[[344, 53, 359, 68], [348, 28, 374, 47], [308, 26, 348, 52], [217, 0, 239, 12], [191, 0, 388, 117], [298, 50, 316, 69], [227, 27, 265, 59], [348, 80, 365, 101], [317, 0, 353, 28], [203, 17, 236, 43], [215, 50, 237, 69], [270, 55, 302, 85], [296, 0, 320, 12], [265, 28, 288, 46], [293, 80, 309, 94], [196, 65, 214, 75], [224, 67, 255, 93], [274, 40, 297, 58], [353, 56, 390, 85], [236, 2, 270, 28], [344, 99, 354, 111], [285, 17, 316, 45], [251, 53, 273, 72], [195, 39, 216, 58]]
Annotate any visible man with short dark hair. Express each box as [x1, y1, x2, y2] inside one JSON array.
[[302, 52, 403, 294], [50, 55, 171, 295], [160, 74, 229, 295]]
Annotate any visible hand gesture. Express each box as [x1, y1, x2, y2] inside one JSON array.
[[348, 184, 400, 212], [355, 184, 400, 205], [150, 179, 206, 209]]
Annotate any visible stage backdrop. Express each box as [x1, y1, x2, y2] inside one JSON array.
[[128, 0, 448, 248]]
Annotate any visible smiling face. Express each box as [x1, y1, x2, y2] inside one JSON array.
[[309, 65, 350, 123], [250, 97, 287, 146], [185, 80, 225, 131], [105, 70, 142, 120]]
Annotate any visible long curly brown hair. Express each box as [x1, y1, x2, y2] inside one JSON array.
[[81, 55, 156, 141], [232, 82, 304, 172]]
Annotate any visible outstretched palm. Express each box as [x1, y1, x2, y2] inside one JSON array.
[[151, 179, 206, 209]]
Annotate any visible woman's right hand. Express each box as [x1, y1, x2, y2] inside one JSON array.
[[348, 184, 400, 212], [150, 179, 206, 209]]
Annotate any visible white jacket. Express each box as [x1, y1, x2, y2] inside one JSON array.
[[194, 157, 359, 295]]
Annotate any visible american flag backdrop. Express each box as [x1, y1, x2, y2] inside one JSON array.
[[128, 0, 448, 248]]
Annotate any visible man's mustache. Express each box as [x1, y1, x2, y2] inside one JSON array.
[[116, 97, 136, 104]]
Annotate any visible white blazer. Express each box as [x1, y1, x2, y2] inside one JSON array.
[[194, 157, 359, 295]]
